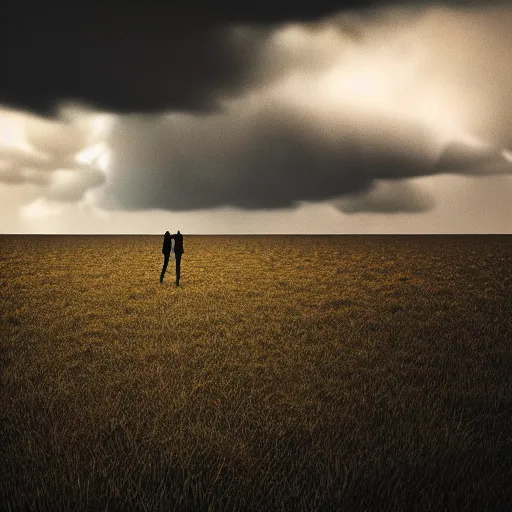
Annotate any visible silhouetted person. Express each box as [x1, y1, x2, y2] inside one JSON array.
[[169, 230, 184, 286], [160, 231, 172, 283]]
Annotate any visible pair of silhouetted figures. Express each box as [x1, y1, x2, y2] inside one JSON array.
[[160, 230, 184, 286]]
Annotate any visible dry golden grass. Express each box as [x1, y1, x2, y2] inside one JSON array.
[[1, 235, 511, 511]]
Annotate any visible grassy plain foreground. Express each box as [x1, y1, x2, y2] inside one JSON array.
[[1, 235, 511, 511]]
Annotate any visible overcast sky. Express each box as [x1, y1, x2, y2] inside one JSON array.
[[1, 2, 511, 234]]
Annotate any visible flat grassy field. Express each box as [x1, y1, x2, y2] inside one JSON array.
[[1, 235, 511, 511]]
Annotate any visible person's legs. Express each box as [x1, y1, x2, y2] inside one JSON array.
[[160, 253, 170, 283], [175, 254, 181, 285]]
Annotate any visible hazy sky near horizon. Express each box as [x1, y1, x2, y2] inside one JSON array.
[[1, 2, 512, 233]]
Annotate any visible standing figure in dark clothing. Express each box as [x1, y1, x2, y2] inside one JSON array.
[[169, 230, 184, 286], [160, 231, 172, 283]]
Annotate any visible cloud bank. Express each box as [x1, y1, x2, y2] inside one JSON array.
[[93, 5, 512, 214], [335, 180, 434, 213], [94, 97, 510, 214], [2, 3, 512, 219]]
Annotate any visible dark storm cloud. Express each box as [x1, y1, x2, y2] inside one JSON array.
[[335, 180, 434, 213], [0, 6, 254, 116], [96, 98, 511, 213], [1, 2, 509, 116], [4, 2, 512, 215], [333, 140, 510, 215]]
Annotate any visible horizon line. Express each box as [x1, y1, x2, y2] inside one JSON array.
[[0, 233, 510, 236]]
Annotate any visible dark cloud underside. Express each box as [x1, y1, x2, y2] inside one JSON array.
[[335, 180, 434, 213], [1, 7, 250, 116], [1, 2, 509, 116], [96, 100, 510, 212]]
